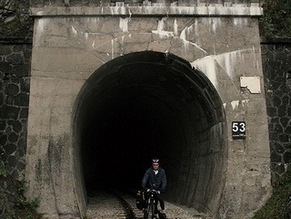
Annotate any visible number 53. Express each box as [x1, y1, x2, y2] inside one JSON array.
[[232, 122, 246, 132]]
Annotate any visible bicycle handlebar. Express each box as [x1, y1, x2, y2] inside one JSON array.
[[146, 189, 160, 194]]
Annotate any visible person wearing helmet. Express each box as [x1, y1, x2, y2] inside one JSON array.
[[142, 158, 167, 216]]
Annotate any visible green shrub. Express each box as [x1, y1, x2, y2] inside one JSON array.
[[0, 0, 33, 38], [0, 162, 41, 219], [259, 0, 291, 37], [0, 162, 7, 177], [253, 171, 291, 219]]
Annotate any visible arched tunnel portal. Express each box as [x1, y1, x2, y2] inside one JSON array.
[[73, 51, 227, 215]]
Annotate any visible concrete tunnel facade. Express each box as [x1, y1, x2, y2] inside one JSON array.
[[74, 51, 226, 214], [26, 3, 271, 218]]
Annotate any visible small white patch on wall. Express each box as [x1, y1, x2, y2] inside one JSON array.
[[192, 56, 218, 88], [240, 76, 261, 93], [111, 3, 126, 14], [71, 26, 78, 36], [233, 18, 248, 27], [119, 17, 130, 32], [174, 19, 178, 36], [231, 100, 240, 110], [152, 17, 174, 38], [34, 18, 49, 46]]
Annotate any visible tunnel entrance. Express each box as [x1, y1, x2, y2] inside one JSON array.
[[73, 51, 227, 216]]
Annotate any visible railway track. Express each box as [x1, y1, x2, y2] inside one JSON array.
[[85, 189, 209, 219], [86, 189, 143, 219]]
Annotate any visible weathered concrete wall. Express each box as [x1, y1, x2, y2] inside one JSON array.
[[261, 39, 291, 181], [30, 0, 265, 7], [25, 2, 271, 217]]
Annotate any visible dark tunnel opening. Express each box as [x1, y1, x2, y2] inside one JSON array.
[[73, 51, 227, 215]]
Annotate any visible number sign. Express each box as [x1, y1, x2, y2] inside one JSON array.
[[232, 121, 246, 139]]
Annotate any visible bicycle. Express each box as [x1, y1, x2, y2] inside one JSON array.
[[143, 189, 159, 219]]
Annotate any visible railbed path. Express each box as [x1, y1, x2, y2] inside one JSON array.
[[85, 190, 210, 219]]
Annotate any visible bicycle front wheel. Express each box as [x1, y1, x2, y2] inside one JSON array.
[[146, 202, 154, 219], [143, 209, 148, 219], [143, 203, 150, 219]]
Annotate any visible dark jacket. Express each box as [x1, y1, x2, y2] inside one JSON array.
[[142, 167, 167, 192]]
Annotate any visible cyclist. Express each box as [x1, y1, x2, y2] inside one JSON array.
[[142, 158, 167, 217]]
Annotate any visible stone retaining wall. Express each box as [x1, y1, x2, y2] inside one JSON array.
[[261, 39, 291, 181], [0, 39, 32, 179], [0, 39, 32, 216]]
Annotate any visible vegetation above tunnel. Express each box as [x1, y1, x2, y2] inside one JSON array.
[[0, 1, 33, 40], [259, 0, 291, 37]]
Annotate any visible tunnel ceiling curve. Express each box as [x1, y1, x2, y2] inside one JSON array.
[[73, 51, 227, 216]]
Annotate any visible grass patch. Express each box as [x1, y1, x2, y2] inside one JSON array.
[[253, 171, 291, 219], [0, 162, 42, 219]]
